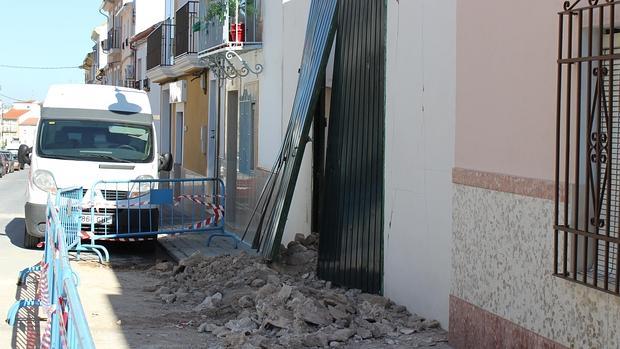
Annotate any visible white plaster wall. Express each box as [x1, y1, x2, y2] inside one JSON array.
[[383, 0, 456, 328], [136, 43, 162, 140], [280, 0, 312, 242], [135, 0, 166, 34], [258, 0, 283, 169], [252, 0, 312, 242]]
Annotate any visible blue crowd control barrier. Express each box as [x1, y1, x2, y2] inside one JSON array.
[[6, 188, 96, 349], [80, 177, 238, 261]]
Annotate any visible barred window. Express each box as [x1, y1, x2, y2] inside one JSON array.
[[554, 0, 620, 294]]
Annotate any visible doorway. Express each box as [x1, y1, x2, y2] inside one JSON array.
[[175, 111, 184, 167]]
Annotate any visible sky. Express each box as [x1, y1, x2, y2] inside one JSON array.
[[0, 1, 104, 105]]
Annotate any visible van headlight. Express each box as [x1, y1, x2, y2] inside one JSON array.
[[129, 175, 154, 198], [33, 170, 57, 193]]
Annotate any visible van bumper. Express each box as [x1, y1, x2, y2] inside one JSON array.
[[25, 203, 47, 238]]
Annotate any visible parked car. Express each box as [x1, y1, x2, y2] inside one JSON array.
[[11, 154, 20, 171], [0, 154, 8, 177], [0, 151, 17, 173]]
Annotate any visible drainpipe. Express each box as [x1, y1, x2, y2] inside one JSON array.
[[130, 41, 137, 88]]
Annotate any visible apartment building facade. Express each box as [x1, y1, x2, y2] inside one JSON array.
[[83, 1, 620, 347]]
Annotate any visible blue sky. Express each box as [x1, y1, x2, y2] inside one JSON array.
[[0, 1, 104, 104]]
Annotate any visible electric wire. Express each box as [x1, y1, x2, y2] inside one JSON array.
[[0, 64, 81, 70], [0, 92, 29, 102]]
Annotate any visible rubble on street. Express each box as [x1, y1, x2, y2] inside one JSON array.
[[143, 233, 449, 349]]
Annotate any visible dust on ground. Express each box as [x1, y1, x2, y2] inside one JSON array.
[[76, 234, 450, 349]]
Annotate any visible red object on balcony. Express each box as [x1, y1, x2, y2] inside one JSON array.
[[229, 23, 246, 43]]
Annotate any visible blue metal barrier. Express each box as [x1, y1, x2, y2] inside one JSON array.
[[81, 177, 238, 261], [6, 188, 96, 349]]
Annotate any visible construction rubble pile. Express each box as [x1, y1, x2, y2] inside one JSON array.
[[144, 233, 449, 348]]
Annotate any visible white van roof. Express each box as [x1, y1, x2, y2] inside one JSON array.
[[41, 84, 153, 125]]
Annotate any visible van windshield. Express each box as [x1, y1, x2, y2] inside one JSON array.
[[37, 119, 153, 163]]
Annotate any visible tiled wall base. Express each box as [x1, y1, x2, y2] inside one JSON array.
[[449, 295, 566, 349]]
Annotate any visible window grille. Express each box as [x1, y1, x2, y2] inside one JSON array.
[[554, 0, 620, 295]]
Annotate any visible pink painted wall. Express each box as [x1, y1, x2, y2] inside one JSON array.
[[456, 0, 560, 181]]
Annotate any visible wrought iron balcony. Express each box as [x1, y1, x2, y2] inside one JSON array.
[[103, 28, 121, 51], [176, 1, 200, 57], [146, 20, 175, 71], [198, 0, 262, 55]]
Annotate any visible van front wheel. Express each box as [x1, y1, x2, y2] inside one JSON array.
[[23, 227, 41, 249]]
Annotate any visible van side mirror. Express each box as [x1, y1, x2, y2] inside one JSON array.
[[158, 153, 173, 171], [18, 144, 31, 165]]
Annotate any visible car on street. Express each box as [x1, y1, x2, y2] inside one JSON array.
[[0, 151, 17, 173], [19, 84, 173, 248], [0, 153, 8, 177]]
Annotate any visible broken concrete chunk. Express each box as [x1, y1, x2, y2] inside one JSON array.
[[400, 327, 416, 335], [294, 299, 333, 326], [287, 242, 308, 254], [356, 327, 373, 339], [160, 293, 176, 304], [155, 286, 171, 295], [179, 251, 204, 267], [194, 292, 223, 312], [225, 317, 258, 333], [238, 295, 255, 308], [256, 283, 278, 299], [329, 328, 355, 342], [154, 261, 173, 272], [277, 284, 293, 303], [285, 251, 315, 266], [197, 322, 209, 333], [358, 293, 390, 308], [294, 233, 306, 243], [328, 305, 350, 321], [302, 331, 329, 347], [250, 278, 266, 288], [172, 265, 186, 275], [142, 284, 158, 292], [423, 319, 440, 329]]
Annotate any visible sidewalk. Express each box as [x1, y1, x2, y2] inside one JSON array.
[[157, 231, 255, 262]]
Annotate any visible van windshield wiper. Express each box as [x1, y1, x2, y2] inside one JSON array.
[[46, 154, 83, 161], [86, 154, 132, 163]]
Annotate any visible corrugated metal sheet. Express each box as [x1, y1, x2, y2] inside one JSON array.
[[251, 0, 338, 259], [317, 0, 386, 294]]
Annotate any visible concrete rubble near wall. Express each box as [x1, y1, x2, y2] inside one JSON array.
[[143, 233, 450, 349]]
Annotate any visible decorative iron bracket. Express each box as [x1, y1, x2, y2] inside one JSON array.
[[563, 0, 616, 11], [200, 49, 264, 80]]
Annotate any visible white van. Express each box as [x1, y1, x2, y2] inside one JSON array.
[[19, 84, 172, 248]]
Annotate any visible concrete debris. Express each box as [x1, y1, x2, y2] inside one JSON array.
[[148, 247, 448, 348], [250, 278, 266, 288], [194, 292, 223, 312], [154, 261, 174, 272]]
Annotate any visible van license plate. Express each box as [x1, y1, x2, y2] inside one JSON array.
[[82, 214, 113, 225]]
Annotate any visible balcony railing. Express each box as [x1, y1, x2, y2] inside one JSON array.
[[103, 28, 121, 51], [198, 0, 262, 54], [176, 1, 200, 57], [147, 20, 175, 71]]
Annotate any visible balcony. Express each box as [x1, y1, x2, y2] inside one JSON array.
[[173, 1, 206, 74], [103, 28, 121, 55], [198, 0, 263, 56], [146, 20, 176, 83]]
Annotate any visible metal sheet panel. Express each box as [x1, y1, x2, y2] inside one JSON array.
[[317, 0, 386, 294], [251, 0, 338, 259]]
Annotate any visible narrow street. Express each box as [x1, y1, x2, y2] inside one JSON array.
[[0, 170, 41, 347], [0, 170, 205, 348]]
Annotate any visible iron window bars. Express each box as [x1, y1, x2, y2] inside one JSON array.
[[555, 0, 620, 295]]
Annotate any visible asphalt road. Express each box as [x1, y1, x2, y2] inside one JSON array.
[[0, 169, 41, 348], [0, 169, 173, 348]]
